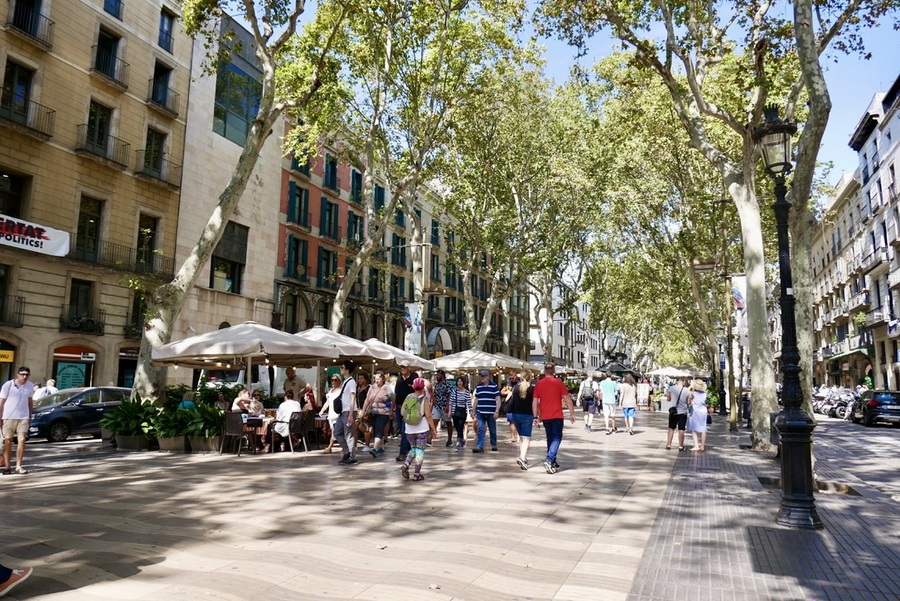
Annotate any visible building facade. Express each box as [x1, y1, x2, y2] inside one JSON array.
[[0, 0, 189, 386]]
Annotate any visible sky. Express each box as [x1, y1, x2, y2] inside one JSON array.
[[533, 21, 900, 185]]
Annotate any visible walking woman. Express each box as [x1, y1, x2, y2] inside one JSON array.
[[619, 373, 638, 435], [401, 378, 437, 481], [686, 379, 708, 451], [507, 372, 534, 470], [449, 374, 473, 452], [362, 370, 394, 457]]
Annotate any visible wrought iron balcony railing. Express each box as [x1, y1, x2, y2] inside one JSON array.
[[68, 238, 175, 280], [147, 79, 179, 116], [134, 150, 182, 187], [6, 0, 54, 48], [0, 95, 54, 138], [75, 124, 130, 167], [91, 45, 130, 88], [0, 296, 25, 327], [59, 305, 106, 335]]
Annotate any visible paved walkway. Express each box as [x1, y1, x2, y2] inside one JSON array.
[[3, 410, 899, 600]]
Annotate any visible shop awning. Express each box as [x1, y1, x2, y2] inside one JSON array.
[[827, 346, 873, 361]]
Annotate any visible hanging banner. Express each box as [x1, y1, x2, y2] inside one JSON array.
[[404, 302, 423, 356], [0, 214, 70, 256]]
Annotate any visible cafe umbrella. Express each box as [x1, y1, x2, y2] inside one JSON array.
[[363, 338, 435, 372]]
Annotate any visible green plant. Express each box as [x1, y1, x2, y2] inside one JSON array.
[[100, 400, 157, 437], [186, 405, 225, 438], [853, 312, 868, 332], [164, 384, 192, 411], [194, 382, 236, 407], [152, 408, 194, 438]]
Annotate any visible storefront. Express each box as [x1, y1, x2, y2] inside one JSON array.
[[52, 345, 96, 388], [0, 340, 16, 382]]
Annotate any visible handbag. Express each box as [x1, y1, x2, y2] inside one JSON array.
[[706, 413, 713, 425], [668, 386, 683, 416]]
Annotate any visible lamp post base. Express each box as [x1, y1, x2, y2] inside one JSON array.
[[774, 407, 823, 530]]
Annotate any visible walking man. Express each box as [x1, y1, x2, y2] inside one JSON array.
[[578, 374, 598, 432], [473, 370, 501, 453], [0, 366, 34, 474], [333, 360, 358, 465], [599, 372, 619, 434], [533, 363, 575, 473], [665, 377, 691, 451]]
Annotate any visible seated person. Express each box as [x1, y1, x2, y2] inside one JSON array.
[[177, 391, 197, 410], [214, 392, 229, 411], [231, 387, 251, 412], [248, 389, 265, 416], [272, 389, 304, 451], [301, 384, 318, 412]]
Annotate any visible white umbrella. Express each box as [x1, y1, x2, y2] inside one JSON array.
[[492, 352, 537, 373], [647, 367, 692, 378], [363, 338, 435, 371], [433, 349, 523, 373], [151, 321, 340, 368], [296, 326, 393, 364]]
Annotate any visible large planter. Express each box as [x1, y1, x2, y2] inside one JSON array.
[[101, 428, 115, 448], [158, 435, 189, 453], [115, 434, 152, 451], [188, 436, 221, 454]]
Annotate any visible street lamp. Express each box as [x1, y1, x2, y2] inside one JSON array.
[[753, 105, 823, 530]]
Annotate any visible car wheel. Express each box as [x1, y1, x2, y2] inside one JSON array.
[[836, 407, 847, 419], [48, 421, 70, 442], [863, 412, 875, 428]]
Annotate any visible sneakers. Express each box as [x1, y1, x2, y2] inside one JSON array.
[[543, 460, 557, 474], [396, 454, 407, 462], [516, 457, 529, 470], [629, 429, 635, 436], [584, 425, 591, 432], [0, 567, 32, 597], [345, 457, 358, 465], [425, 441, 433, 448], [338, 453, 351, 464], [361, 445, 372, 453], [445, 439, 454, 447], [472, 448, 484, 454], [606, 430, 612, 435], [369, 448, 379, 458], [491, 446, 498, 452]]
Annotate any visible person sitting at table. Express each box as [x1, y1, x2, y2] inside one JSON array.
[[248, 389, 265, 416], [318, 374, 343, 453], [177, 391, 197, 410], [300, 384, 317, 412], [231, 387, 251, 412], [272, 389, 304, 452], [214, 392, 229, 411]]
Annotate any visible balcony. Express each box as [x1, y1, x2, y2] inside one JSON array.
[[850, 331, 874, 348], [90, 45, 129, 90], [321, 224, 343, 243], [821, 345, 834, 358], [833, 302, 849, 321], [0, 296, 25, 327], [866, 308, 889, 328], [59, 306, 106, 335], [68, 239, 175, 280], [283, 262, 309, 282], [124, 312, 142, 339], [0, 96, 54, 139], [316, 273, 338, 291], [848, 291, 870, 313], [890, 269, 900, 290], [75, 124, 130, 168], [345, 233, 362, 252], [134, 151, 182, 188], [147, 79, 179, 117], [5, 0, 54, 48], [861, 248, 890, 274]]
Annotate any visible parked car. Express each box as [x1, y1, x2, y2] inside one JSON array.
[[851, 389, 900, 427], [29, 387, 131, 442]]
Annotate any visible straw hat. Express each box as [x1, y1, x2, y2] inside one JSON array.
[[691, 379, 707, 392]]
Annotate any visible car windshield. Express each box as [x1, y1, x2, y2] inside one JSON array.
[[34, 389, 83, 409]]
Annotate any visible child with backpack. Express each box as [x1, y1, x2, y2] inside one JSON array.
[[400, 378, 437, 481]]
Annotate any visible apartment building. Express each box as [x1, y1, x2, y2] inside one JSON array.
[[529, 293, 610, 372], [811, 72, 900, 388], [0, 0, 189, 386]]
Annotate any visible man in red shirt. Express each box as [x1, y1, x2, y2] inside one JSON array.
[[532, 363, 575, 474]]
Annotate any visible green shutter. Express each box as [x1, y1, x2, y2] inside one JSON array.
[[286, 234, 296, 277], [287, 182, 298, 224], [300, 188, 309, 226], [319, 196, 327, 232]]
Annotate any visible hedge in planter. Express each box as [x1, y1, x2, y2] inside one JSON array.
[[153, 408, 194, 452], [186, 405, 225, 453], [100, 400, 157, 450]]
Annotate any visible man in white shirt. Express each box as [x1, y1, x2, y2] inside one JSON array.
[[33, 378, 58, 400], [0, 366, 35, 474], [333, 360, 358, 465]]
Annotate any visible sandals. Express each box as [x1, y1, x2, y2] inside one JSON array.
[[15, 467, 26, 474], [413, 474, 425, 481]]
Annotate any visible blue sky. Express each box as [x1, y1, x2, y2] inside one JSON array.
[[534, 23, 899, 185]]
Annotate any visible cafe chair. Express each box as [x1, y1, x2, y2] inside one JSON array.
[[220, 411, 251, 457], [303, 410, 322, 450], [284, 411, 307, 453]]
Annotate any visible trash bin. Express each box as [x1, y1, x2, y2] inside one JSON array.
[[770, 412, 781, 447]]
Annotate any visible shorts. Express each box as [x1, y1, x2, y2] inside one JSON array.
[[668, 412, 688, 431], [581, 399, 597, 414], [2, 418, 29, 439], [602, 403, 616, 418], [622, 407, 636, 419], [431, 406, 449, 421], [508, 413, 534, 437]]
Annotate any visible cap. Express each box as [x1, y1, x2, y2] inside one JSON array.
[[479, 369, 490, 376], [413, 378, 426, 390], [399, 360, 411, 367]]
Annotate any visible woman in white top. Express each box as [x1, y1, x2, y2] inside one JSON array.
[[318, 374, 343, 453], [400, 378, 437, 481], [686, 379, 708, 451]]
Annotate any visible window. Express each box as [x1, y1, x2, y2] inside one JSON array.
[[317, 247, 338, 289], [430, 219, 440, 246], [11, 0, 41, 38], [94, 29, 121, 81], [150, 62, 173, 110], [158, 9, 175, 52], [68, 279, 94, 321], [142, 128, 166, 177], [126, 292, 145, 338], [347, 212, 363, 245], [85, 100, 112, 155], [391, 234, 407, 267], [76, 196, 103, 262], [136, 214, 158, 273], [368, 268, 382, 301], [323, 154, 339, 191], [1, 60, 33, 126], [374, 184, 385, 212], [395, 206, 405, 227], [0, 171, 26, 218], [290, 154, 310, 176], [390, 275, 406, 307], [283, 293, 298, 333], [350, 170, 362, 203], [103, 0, 122, 20], [319, 197, 339, 240], [287, 181, 310, 227], [430, 253, 440, 282], [209, 221, 248, 293], [285, 234, 308, 281], [213, 63, 260, 145]]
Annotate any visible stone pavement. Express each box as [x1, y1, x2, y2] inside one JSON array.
[[2, 410, 899, 600]]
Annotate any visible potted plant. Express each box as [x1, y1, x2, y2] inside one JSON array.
[[100, 400, 157, 450], [186, 405, 225, 453], [153, 408, 193, 452], [706, 390, 720, 414]]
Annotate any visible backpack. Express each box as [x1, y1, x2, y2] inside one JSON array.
[[401, 394, 425, 425]]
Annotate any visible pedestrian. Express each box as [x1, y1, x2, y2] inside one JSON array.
[[599, 372, 619, 434], [393, 360, 417, 461], [33, 378, 57, 400], [472, 369, 501, 453], [0, 366, 34, 474], [502, 371, 520, 444], [431, 369, 453, 447], [449, 375, 473, 452], [578, 374, 598, 432], [686, 378, 708, 451], [362, 370, 393, 457], [665, 377, 691, 451], [532, 363, 576, 474], [619, 373, 638, 435], [0, 562, 32, 597], [333, 360, 358, 465], [356, 371, 372, 453], [506, 371, 535, 470], [400, 378, 437, 481]]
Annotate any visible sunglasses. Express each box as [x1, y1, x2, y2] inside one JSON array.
[[18, 372, 29, 376]]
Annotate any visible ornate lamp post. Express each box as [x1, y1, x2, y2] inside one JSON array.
[[753, 105, 823, 530]]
